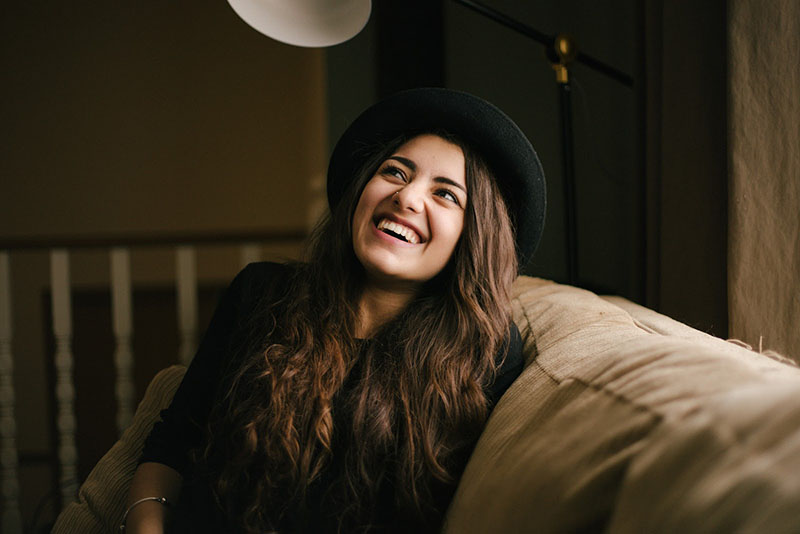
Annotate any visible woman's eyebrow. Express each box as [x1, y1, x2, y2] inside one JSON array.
[[434, 176, 467, 193], [387, 156, 467, 193], [388, 155, 416, 170]]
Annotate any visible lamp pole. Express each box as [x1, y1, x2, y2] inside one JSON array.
[[451, 0, 632, 285], [548, 35, 579, 284]]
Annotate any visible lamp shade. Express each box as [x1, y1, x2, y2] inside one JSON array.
[[227, 0, 372, 47]]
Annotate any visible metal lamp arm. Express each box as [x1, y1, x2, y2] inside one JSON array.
[[451, 0, 633, 87]]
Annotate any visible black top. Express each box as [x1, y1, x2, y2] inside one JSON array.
[[141, 262, 524, 533]]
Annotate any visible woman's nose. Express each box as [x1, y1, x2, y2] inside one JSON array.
[[393, 184, 424, 212]]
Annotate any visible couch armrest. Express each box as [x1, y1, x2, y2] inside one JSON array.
[[52, 365, 186, 534]]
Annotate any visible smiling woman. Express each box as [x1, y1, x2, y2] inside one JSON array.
[[352, 134, 467, 290], [123, 88, 546, 533]]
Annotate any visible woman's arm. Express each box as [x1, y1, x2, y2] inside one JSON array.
[[123, 462, 183, 533], [126, 262, 289, 531]]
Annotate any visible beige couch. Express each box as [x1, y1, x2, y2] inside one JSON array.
[[53, 277, 800, 533]]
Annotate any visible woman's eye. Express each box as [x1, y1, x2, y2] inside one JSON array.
[[436, 189, 460, 205], [381, 165, 406, 181]]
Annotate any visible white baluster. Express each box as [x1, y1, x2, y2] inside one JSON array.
[[50, 249, 78, 506], [176, 247, 198, 366], [0, 252, 22, 533], [240, 242, 261, 268], [110, 248, 134, 435]]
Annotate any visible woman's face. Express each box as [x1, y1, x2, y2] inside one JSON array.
[[351, 134, 467, 288]]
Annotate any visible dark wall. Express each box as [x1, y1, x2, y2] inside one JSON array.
[[653, 0, 728, 336], [1, 2, 326, 240]]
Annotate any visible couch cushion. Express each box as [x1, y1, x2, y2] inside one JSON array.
[[52, 365, 186, 534], [610, 379, 800, 532], [444, 276, 800, 533]]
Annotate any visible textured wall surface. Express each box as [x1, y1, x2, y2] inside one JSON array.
[[728, 0, 800, 359], [0, 3, 326, 240]]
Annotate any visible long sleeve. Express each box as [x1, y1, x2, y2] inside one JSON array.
[[139, 261, 289, 475]]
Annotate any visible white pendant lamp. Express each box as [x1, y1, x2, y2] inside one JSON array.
[[227, 0, 372, 47]]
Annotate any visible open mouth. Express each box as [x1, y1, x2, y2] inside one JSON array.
[[376, 218, 421, 244]]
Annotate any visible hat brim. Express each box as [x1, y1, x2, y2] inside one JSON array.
[[327, 88, 546, 268]]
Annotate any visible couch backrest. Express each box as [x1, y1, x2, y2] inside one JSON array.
[[444, 276, 800, 533]]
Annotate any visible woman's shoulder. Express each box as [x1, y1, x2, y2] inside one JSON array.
[[237, 260, 295, 280], [226, 261, 300, 310], [232, 261, 298, 290], [498, 322, 523, 373], [487, 322, 525, 405]]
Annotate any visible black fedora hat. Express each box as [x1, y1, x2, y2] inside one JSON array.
[[327, 87, 546, 269]]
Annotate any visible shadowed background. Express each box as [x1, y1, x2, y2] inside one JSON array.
[[10, 0, 793, 530]]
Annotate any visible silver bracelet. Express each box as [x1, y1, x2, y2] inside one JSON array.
[[119, 496, 171, 531]]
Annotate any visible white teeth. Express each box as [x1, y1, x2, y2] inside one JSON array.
[[376, 219, 421, 244]]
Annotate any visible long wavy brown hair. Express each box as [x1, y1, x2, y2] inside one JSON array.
[[201, 131, 518, 533]]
